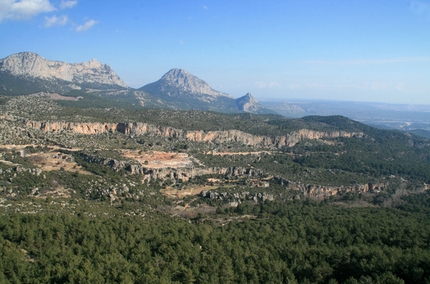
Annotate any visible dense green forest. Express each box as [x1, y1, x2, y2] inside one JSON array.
[[1, 199, 430, 283]]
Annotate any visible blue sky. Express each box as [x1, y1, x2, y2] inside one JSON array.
[[1, 0, 430, 104]]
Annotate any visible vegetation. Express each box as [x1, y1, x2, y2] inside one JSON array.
[[1, 95, 430, 283], [1, 199, 430, 283]]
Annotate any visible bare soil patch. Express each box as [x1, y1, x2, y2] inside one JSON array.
[[121, 150, 193, 168], [160, 185, 218, 198], [25, 151, 92, 175], [0, 145, 91, 174]]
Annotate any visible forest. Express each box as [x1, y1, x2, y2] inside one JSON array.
[[1, 197, 430, 283]]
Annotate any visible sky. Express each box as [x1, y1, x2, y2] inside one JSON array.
[[0, 0, 430, 104]]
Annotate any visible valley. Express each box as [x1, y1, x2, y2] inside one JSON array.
[[1, 52, 430, 283]]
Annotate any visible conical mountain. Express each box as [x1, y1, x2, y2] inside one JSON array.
[[157, 68, 232, 98], [236, 93, 276, 114], [139, 68, 240, 111]]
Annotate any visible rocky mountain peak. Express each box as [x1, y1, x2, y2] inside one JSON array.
[[236, 93, 259, 111], [157, 68, 232, 98], [243, 92, 254, 99], [161, 68, 190, 80], [0, 52, 127, 88], [236, 93, 274, 114], [83, 58, 104, 68]]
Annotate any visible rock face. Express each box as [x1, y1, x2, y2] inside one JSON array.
[[79, 151, 264, 183], [142, 68, 276, 114], [0, 52, 127, 88], [139, 68, 275, 113], [141, 68, 232, 102], [274, 177, 388, 199], [77, 152, 412, 201], [236, 93, 273, 114], [23, 120, 365, 149]]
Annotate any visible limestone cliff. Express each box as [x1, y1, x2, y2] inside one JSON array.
[[0, 52, 127, 88], [23, 120, 365, 148], [274, 177, 389, 199]]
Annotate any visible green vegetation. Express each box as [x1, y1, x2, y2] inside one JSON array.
[[2, 95, 430, 283], [1, 200, 430, 283]]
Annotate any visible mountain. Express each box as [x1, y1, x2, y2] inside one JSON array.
[[236, 93, 275, 114], [0, 52, 127, 95], [139, 68, 237, 112], [140, 68, 274, 114], [154, 68, 232, 99], [0, 53, 274, 114]]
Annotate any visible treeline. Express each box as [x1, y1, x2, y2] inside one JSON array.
[[1, 201, 430, 283]]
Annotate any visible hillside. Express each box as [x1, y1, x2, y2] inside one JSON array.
[[1, 51, 430, 282], [1, 94, 430, 282]]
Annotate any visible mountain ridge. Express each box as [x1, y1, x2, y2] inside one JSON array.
[[140, 68, 274, 114], [0, 52, 127, 88], [0, 52, 274, 114]]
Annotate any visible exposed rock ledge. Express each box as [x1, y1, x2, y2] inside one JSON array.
[[78, 152, 265, 183], [77, 152, 428, 200], [23, 120, 364, 149]]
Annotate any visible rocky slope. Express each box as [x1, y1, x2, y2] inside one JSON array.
[[0, 52, 127, 88], [74, 152, 429, 201], [140, 68, 232, 101], [140, 69, 274, 114], [236, 93, 274, 114]]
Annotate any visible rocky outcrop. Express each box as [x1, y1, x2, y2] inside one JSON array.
[[142, 68, 232, 100], [236, 93, 272, 114], [23, 120, 365, 148], [200, 190, 275, 205], [25, 121, 119, 134], [78, 152, 264, 183], [0, 52, 127, 88], [274, 176, 389, 199], [77, 152, 400, 201]]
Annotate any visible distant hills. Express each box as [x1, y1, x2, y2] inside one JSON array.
[[261, 99, 430, 135], [0, 52, 273, 114]]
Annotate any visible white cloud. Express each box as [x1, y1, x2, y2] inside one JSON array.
[[60, 0, 76, 9], [203, 5, 208, 10], [0, 0, 56, 21], [76, 19, 97, 32], [44, 14, 67, 27]]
